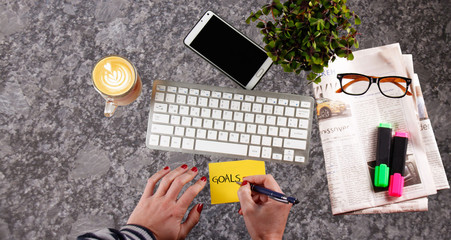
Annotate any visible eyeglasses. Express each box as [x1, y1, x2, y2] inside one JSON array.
[[336, 73, 412, 98]]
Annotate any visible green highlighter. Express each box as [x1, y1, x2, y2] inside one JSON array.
[[374, 123, 392, 187]]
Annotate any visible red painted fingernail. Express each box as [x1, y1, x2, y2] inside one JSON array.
[[241, 180, 248, 186], [201, 176, 207, 182], [181, 164, 188, 169], [163, 166, 169, 170], [238, 208, 241, 213], [191, 166, 198, 172], [197, 203, 204, 213]]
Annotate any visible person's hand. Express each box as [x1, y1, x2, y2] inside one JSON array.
[[127, 164, 207, 240], [237, 175, 292, 240]]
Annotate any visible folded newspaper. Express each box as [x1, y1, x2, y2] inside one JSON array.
[[313, 43, 449, 215]]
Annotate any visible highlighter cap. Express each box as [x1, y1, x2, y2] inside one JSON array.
[[388, 173, 404, 197], [374, 164, 389, 187]]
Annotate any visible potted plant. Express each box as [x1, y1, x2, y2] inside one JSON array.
[[246, 0, 361, 83]]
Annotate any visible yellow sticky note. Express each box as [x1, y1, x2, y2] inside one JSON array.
[[208, 160, 265, 204]]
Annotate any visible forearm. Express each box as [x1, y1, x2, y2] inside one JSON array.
[[77, 224, 156, 240]]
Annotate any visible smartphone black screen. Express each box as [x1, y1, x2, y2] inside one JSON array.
[[190, 15, 268, 86]]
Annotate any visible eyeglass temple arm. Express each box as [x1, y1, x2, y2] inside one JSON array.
[[336, 77, 412, 96]]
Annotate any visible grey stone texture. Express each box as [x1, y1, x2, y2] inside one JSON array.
[[0, 0, 449, 239]]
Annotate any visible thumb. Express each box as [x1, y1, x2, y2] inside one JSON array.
[[179, 203, 203, 238]]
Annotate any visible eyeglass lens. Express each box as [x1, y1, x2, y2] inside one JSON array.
[[378, 77, 408, 97], [340, 74, 370, 95]]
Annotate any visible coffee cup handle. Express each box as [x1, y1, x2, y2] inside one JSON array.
[[104, 99, 118, 117]]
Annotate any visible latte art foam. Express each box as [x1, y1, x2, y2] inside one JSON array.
[[92, 56, 136, 96]]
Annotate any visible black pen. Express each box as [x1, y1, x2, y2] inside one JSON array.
[[236, 182, 299, 205]]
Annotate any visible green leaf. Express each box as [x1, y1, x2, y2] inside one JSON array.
[[347, 53, 354, 61], [312, 64, 324, 73], [355, 15, 361, 25], [257, 22, 265, 28]]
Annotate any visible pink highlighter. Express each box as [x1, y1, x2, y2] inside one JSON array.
[[388, 131, 409, 197]]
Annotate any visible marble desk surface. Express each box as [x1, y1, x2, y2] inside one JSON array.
[[0, 0, 450, 239]]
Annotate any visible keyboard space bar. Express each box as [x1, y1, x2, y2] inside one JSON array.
[[195, 140, 248, 156]]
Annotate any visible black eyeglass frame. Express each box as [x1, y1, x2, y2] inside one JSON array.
[[336, 73, 412, 98]]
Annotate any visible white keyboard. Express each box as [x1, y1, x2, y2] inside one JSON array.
[[146, 80, 315, 164]]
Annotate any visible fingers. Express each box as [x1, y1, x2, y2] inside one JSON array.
[[154, 164, 189, 197], [177, 176, 207, 210], [179, 203, 204, 239], [141, 166, 171, 199], [237, 182, 255, 210], [165, 166, 199, 199], [243, 174, 283, 193]]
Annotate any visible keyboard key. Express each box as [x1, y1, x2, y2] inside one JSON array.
[[148, 134, 159, 146], [171, 116, 181, 125], [182, 138, 194, 149], [207, 130, 218, 140], [156, 85, 166, 91], [178, 87, 188, 94], [291, 129, 308, 139], [234, 112, 244, 122], [174, 126, 184, 136], [258, 125, 268, 135], [220, 100, 230, 109], [288, 118, 298, 127], [236, 123, 246, 132], [255, 114, 265, 124], [190, 107, 200, 116], [229, 133, 239, 142], [151, 124, 173, 135], [187, 96, 197, 105], [234, 94, 244, 100], [266, 116, 276, 125], [212, 109, 222, 119], [246, 124, 257, 134], [192, 118, 202, 127], [168, 105, 178, 114], [197, 129, 207, 139], [155, 92, 165, 101], [225, 122, 235, 131], [179, 106, 189, 115], [274, 106, 284, 115], [285, 107, 295, 117], [231, 101, 240, 110], [189, 89, 199, 95], [245, 95, 255, 102], [203, 119, 213, 128], [241, 102, 251, 112], [262, 147, 272, 158], [279, 128, 289, 137], [223, 111, 233, 120], [283, 149, 294, 161], [214, 120, 224, 130], [249, 146, 261, 157], [201, 108, 211, 118], [244, 113, 255, 123], [198, 97, 208, 107], [268, 127, 278, 136], [209, 98, 219, 108], [195, 140, 247, 155], [295, 156, 305, 163], [284, 139, 306, 150], [301, 101, 311, 108], [299, 119, 309, 129], [171, 137, 182, 148], [212, 91, 222, 98], [181, 117, 191, 126], [263, 105, 273, 114], [154, 103, 168, 113], [251, 135, 261, 145], [152, 113, 170, 123], [256, 96, 266, 103], [240, 134, 250, 144], [296, 108, 310, 118], [273, 138, 283, 147], [268, 98, 277, 104], [200, 90, 210, 97], [160, 136, 171, 147], [252, 103, 262, 113], [278, 99, 289, 105], [273, 153, 282, 160], [262, 136, 272, 146], [277, 117, 287, 126], [167, 86, 177, 93], [223, 93, 233, 99], [289, 100, 300, 107], [218, 131, 228, 141]]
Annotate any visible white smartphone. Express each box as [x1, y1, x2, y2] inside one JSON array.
[[184, 11, 273, 90]]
